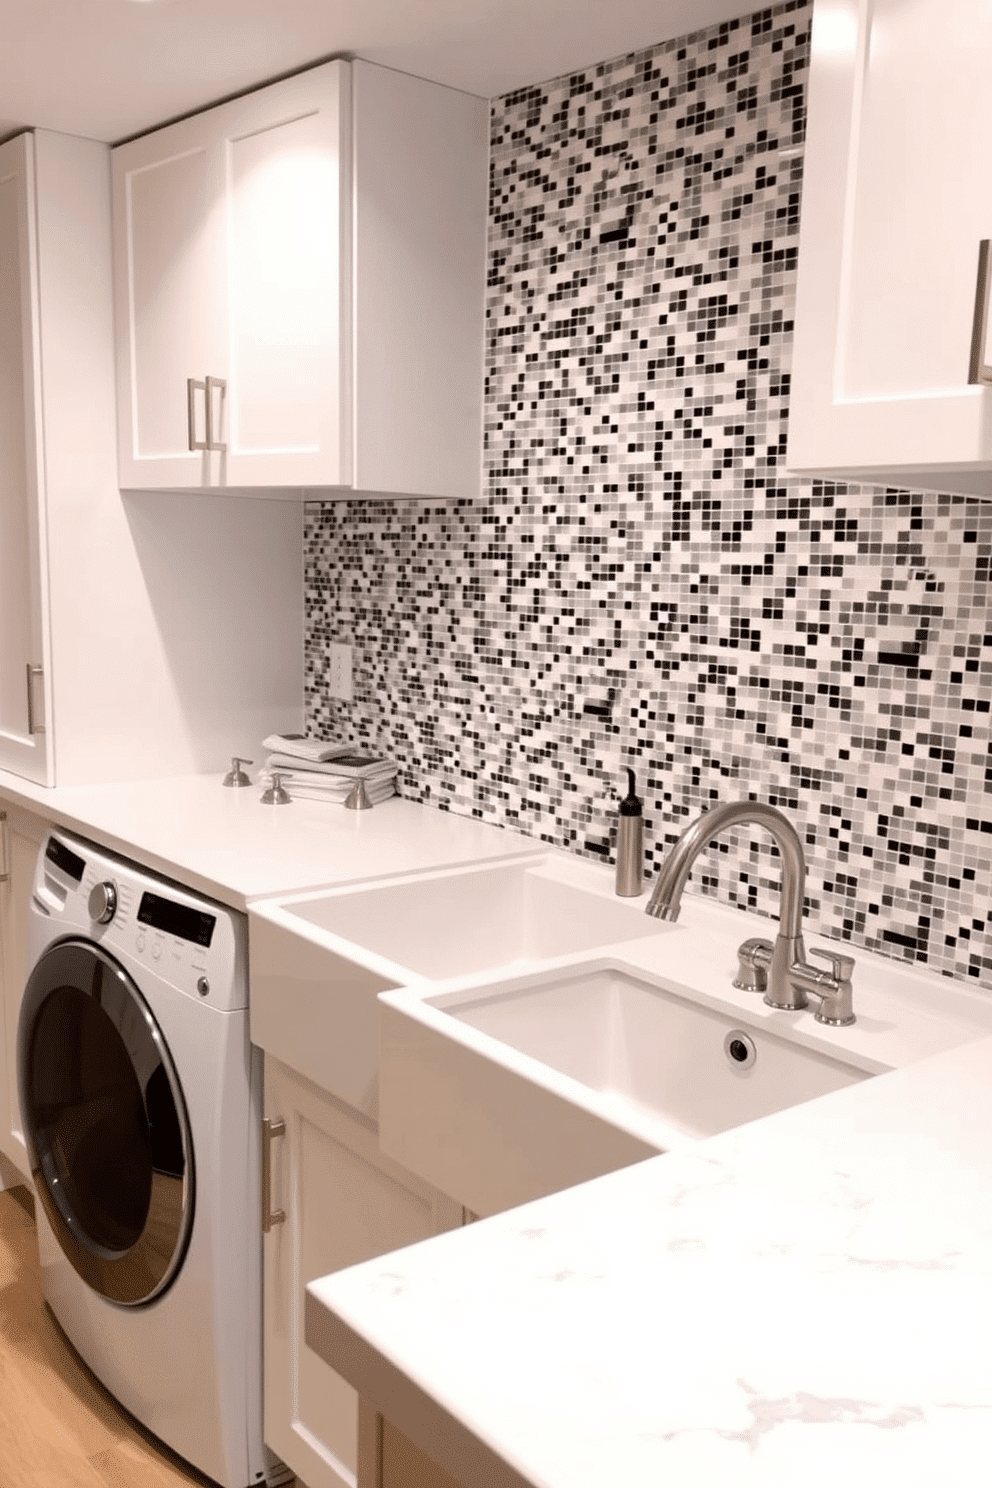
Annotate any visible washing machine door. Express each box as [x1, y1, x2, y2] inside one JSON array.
[[18, 937, 195, 1307]]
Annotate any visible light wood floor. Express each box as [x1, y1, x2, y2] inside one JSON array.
[[0, 1185, 291, 1488]]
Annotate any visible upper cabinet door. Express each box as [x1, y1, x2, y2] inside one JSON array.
[[788, 0, 992, 497], [113, 114, 227, 488], [223, 66, 351, 487], [113, 62, 351, 491], [0, 134, 53, 786]]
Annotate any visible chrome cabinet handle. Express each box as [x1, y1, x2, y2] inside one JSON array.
[[0, 812, 9, 884], [25, 664, 44, 735], [970, 240, 992, 385], [205, 375, 227, 453], [187, 377, 208, 451], [262, 1117, 286, 1233], [187, 376, 226, 452]]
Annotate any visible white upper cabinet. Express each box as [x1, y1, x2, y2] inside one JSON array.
[[0, 133, 53, 786], [787, 0, 992, 497], [112, 60, 489, 498], [113, 64, 348, 490]]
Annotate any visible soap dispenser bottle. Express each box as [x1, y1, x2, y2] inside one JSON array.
[[615, 767, 643, 897]]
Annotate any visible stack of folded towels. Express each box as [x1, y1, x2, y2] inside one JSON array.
[[259, 734, 398, 804]]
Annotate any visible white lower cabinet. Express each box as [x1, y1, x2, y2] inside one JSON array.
[[0, 804, 47, 1182], [357, 1405, 466, 1488], [263, 1055, 462, 1488]]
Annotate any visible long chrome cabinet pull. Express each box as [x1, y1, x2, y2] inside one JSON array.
[[187, 377, 208, 451], [262, 1117, 286, 1233], [205, 375, 227, 453], [25, 664, 44, 736], [970, 240, 992, 385], [187, 376, 227, 452], [0, 812, 9, 884]]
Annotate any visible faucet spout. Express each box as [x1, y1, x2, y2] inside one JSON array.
[[644, 799, 850, 1017], [646, 800, 806, 937]]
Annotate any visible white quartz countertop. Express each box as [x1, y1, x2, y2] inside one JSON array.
[[7, 764, 991, 1485], [0, 768, 525, 908], [306, 1033, 992, 1488]]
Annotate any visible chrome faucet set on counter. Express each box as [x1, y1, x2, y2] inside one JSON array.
[[616, 777, 856, 1027], [222, 735, 399, 810]]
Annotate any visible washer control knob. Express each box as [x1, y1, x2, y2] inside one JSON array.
[[88, 880, 118, 925]]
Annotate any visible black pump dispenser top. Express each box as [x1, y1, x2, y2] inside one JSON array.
[[619, 767, 642, 817]]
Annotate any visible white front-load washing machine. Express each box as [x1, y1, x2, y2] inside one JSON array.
[[18, 828, 283, 1488]]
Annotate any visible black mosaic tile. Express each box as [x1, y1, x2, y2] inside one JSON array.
[[304, 0, 992, 989]]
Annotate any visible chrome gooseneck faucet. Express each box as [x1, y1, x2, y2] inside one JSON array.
[[646, 800, 855, 1025]]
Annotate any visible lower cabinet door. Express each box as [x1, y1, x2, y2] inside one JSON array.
[[263, 1055, 461, 1488], [358, 1403, 467, 1488]]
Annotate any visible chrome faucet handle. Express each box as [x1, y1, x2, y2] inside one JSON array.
[[808, 945, 855, 983], [803, 945, 856, 1026], [222, 756, 253, 787], [261, 772, 291, 805], [733, 937, 773, 991], [344, 778, 372, 811]]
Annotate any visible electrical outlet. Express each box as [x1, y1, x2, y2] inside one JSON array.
[[328, 642, 353, 701]]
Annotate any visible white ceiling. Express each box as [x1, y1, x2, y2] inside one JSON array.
[[1, 0, 759, 145]]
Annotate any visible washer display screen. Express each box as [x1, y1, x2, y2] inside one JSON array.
[[45, 836, 85, 882], [137, 891, 216, 947]]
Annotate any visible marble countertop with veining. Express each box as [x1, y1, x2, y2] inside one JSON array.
[[306, 1033, 992, 1488]]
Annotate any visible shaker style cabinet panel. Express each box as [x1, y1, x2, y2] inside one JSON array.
[[787, 0, 992, 496], [112, 63, 350, 490], [0, 134, 52, 785], [112, 59, 488, 498], [357, 1406, 468, 1488], [262, 1056, 461, 1488]]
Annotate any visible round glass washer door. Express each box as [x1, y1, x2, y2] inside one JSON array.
[[18, 937, 195, 1307]]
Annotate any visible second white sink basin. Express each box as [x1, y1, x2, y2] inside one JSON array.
[[378, 959, 875, 1217], [442, 964, 868, 1142]]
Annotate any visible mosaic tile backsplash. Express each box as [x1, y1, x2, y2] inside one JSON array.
[[306, 0, 992, 987]]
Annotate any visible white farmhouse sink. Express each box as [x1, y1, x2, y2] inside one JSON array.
[[281, 856, 665, 981], [378, 961, 874, 1217], [445, 964, 869, 1139], [249, 853, 667, 1122]]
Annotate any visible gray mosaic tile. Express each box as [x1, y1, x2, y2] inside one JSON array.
[[304, 0, 992, 989]]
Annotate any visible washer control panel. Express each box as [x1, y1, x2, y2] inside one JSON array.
[[36, 830, 244, 1011], [88, 881, 118, 925]]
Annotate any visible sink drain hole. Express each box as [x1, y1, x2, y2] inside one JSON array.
[[724, 1030, 757, 1070]]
